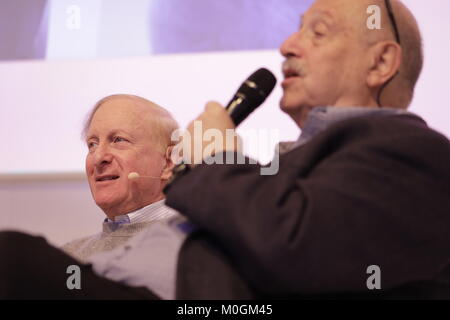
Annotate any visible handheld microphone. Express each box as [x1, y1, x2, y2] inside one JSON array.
[[225, 68, 277, 126]]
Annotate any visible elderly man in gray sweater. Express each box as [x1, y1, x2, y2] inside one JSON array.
[[62, 94, 179, 262]]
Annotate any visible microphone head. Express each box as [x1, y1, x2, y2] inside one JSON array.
[[246, 68, 277, 99], [128, 172, 140, 180], [227, 68, 277, 126]]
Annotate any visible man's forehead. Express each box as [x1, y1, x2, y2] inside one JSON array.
[[300, 8, 334, 24], [87, 98, 152, 137], [306, 0, 370, 18], [301, 0, 341, 23], [95, 98, 156, 122], [302, 0, 372, 29]]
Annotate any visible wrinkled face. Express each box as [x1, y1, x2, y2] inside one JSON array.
[[280, 0, 369, 125], [85, 98, 167, 217]]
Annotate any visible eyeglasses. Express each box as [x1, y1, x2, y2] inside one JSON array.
[[377, 0, 401, 107], [385, 0, 401, 44]]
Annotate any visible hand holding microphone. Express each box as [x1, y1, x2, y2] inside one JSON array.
[[184, 68, 277, 166], [182, 101, 238, 166]]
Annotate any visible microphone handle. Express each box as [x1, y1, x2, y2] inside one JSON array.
[[225, 93, 247, 126]]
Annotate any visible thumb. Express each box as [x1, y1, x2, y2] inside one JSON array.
[[205, 101, 225, 114]]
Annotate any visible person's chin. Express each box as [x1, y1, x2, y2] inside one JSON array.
[[280, 95, 303, 115], [94, 193, 123, 211]]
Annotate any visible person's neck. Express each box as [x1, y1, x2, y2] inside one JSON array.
[[296, 96, 380, 129]]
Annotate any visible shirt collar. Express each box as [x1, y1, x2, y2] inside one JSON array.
[[104, 199, 168, 225], [289, 106, 411, 150]]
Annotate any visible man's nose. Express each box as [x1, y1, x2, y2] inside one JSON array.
[[93, 144, 113, 168], [280, 31, 302, 58]]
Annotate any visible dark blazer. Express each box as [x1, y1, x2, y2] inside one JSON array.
[[165, 114, 450, 299]]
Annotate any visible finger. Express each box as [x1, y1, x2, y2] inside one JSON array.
[[205, 101, 225, 114]]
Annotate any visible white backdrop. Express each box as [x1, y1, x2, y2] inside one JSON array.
[[0, 50, 292, 174], [0, 0, 449, 245]]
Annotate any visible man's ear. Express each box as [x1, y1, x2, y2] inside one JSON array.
[[366, 41, 402, 89], [160, 145, 175, 181]]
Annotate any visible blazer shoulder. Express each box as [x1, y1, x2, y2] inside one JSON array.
[[328, 113, 449, 148], [288, 113, 450, 176]]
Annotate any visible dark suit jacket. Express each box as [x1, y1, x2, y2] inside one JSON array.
[[165, 113, 450, 299]]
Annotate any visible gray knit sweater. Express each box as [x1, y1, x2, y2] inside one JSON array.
[[61, 220, 163, 263]]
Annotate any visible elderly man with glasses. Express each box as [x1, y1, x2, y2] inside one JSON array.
[[164, 0, 450, 299]]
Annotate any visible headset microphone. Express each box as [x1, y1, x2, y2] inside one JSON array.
[[127, 172, 161, 180]]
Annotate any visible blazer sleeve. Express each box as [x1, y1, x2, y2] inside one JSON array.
[[165, 117, 450, 296]]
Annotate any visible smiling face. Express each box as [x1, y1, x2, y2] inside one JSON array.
[[85, 97, 169, 218], [280, 0, 375, 127]]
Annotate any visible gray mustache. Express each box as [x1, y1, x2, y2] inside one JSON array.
[[282, 60, 306, 77]]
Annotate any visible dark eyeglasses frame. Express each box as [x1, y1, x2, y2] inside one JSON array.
[[385, 0, 401, 44], [377, 0, 401, 107]]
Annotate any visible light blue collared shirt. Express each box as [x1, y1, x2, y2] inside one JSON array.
[[105, 199, 174, 226], [290, 106, 410, 150]]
